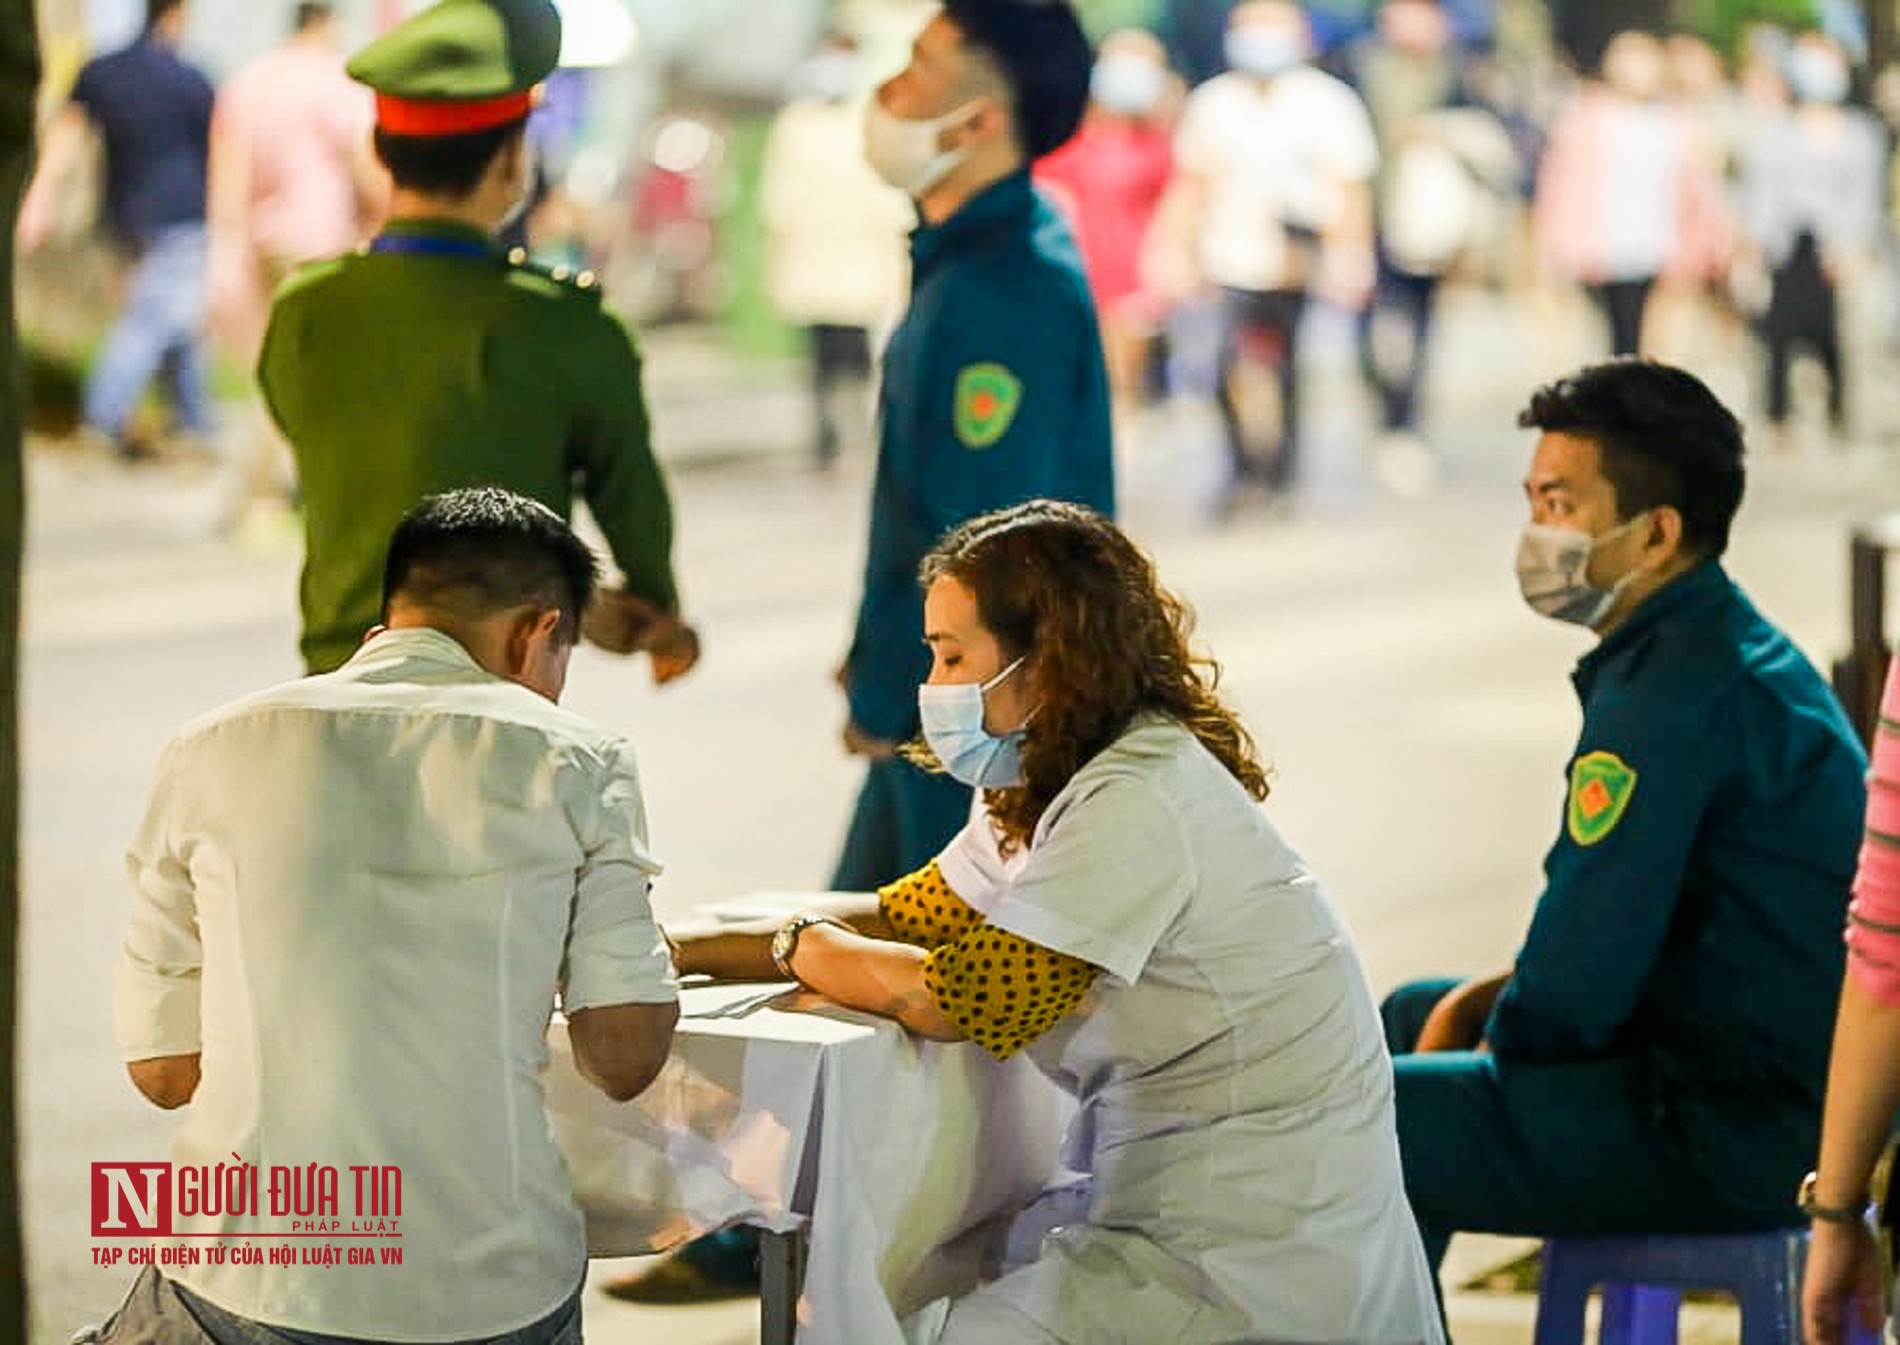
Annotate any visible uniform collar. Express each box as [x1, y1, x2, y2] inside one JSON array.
[[372, 217, 500, 258], [909, 170, 1035, 272], [1573, 558, 1729, 694]]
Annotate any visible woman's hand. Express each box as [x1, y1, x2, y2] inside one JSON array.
[[1803, 1217, 1886, 1345]]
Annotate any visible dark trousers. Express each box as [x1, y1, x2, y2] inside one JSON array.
[[829, 755, 971, 892], [1586, 277, 1655, 356], [1762, 231, 1845, 429], [807, 323, 873, 467], [79, 1266, 583, 1345], [1383, 978, 1804, 1328], [1361, 260, 1442, 434], [1215, 286, 1308, 491]]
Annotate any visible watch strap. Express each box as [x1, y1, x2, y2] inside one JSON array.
[[772, 913, 842, 982]]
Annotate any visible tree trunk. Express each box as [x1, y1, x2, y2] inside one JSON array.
[[0, 0, 42, 1338]]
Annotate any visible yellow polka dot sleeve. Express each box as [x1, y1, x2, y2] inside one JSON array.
[[923, 924, 1100, 1060], [877, 861, 982, 948]]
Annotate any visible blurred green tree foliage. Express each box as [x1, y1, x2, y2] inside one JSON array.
[[1075, 0, 1166, 40], [1673, 0, 1818, 57]]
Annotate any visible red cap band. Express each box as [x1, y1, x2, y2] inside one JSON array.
[[374, 91, 533, 137]]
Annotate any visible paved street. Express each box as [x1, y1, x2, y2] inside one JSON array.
[[19, 286, 1900, 1342]]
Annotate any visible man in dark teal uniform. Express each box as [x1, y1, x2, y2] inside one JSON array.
[[259, 0, 697, 681], [831, 0, 1115, 892], [1383, 360, 1868, 1317]]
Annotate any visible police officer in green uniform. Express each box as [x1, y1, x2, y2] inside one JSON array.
[[1382, 360, 1868, 1320], [830, 0, 1114, 892], [260, 0, 698, 680]]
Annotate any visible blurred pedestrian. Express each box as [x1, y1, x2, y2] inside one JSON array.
[[1148, 0, 1377, 505], [17, 0, 215, 461], [1342, 0, 1473, 493], [1035, 29, 1177, 432], [258, 0, 699, 683], [759, 33, 912, 470], [208, 0, 382, 533], [1534, 30, 1730, 357], [1739, 32, 1883, 449]]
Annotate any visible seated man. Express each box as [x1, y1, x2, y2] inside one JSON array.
[[90, 487, 679, 1344], [1386, 359, 1868, 1306]]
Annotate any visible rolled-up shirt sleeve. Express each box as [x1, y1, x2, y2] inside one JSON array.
[[1849, 659, 1900, 1005], [561, 740, 677, 1011], [116, 744, 205, 1061]]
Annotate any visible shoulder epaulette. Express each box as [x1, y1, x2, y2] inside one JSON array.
[[505, 247, 602, 299]]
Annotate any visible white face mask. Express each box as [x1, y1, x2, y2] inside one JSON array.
[[1786, 46, 1850, 105], [1091, 55, 1166, 115], [862, 96, 976, 197], [1224, 26, 1305, 79], [1514, 514, 1650, 629], [917, 657, 1027, 788]]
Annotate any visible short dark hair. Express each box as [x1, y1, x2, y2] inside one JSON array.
[[294, 2, 334, 33], [941, 0, 1093, 159], [1517, 358, 1746, 558], [382, 487, 598, 639], [372, 121, 524, 199], [147, 0, 184, 29]]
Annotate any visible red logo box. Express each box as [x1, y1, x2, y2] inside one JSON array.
[[91, 1163, 172, 1237]]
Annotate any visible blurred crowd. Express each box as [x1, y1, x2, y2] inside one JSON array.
[[17, 0, 1900, 512]]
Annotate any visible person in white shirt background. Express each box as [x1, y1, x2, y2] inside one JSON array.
[[94, 486, 678, 1345], [1147, 0, 1378, 510]]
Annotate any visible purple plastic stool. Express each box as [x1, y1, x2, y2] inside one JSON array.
[[1532, 1230, 1884, 1344]]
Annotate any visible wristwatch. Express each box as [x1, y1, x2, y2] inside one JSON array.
[[771, 913, 842, 983], [1798, 1171, 1869, 1226]]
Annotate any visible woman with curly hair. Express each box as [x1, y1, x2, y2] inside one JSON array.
[[674, 499, 1441, 1342]]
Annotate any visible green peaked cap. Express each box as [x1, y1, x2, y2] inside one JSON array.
[[347, 0, 562, 103]]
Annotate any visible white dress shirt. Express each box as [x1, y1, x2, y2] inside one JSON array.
[[116, 627, 677, 1341], [1174, 67, 1379, 293]]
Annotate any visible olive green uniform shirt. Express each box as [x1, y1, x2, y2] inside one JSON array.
[[260, 217, 679, 672]]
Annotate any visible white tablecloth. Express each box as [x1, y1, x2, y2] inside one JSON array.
[[545, 967, 1075, 1343]]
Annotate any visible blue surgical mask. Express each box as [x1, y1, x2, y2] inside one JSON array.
[[1225, 26, 1305, 79], [918, 657, 1027, 788], [1091, 55, 1166, 115]]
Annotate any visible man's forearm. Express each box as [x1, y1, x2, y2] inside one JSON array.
[[127, 1053, 201, 1110]]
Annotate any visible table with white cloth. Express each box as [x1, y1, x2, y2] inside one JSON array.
[[543, 897, 1077, 1345]]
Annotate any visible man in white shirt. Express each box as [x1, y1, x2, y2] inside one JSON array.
[[95, 486, 679, 1344], [1150, 0, 1377, 504]]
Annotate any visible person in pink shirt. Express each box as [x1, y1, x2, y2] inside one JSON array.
[[209, 1, 381, 356], [209, 2, 382, 533], [1034, 29, 1175, 421], [1804, 657, 1900, 1343]]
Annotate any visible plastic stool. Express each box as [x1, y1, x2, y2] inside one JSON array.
[[1531, 1229, 1884, 1345]]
